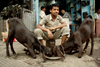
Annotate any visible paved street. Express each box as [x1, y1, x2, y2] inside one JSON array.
[[0, 38, 100, 67]]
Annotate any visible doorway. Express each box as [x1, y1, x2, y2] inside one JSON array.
[[95, 0, 100, 12]]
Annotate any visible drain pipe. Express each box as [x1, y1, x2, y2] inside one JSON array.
[[35, 0, 39, 25]]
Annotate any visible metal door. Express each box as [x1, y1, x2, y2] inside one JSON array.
[[0, 17, 3, 40], [22, 8, 36, 31]]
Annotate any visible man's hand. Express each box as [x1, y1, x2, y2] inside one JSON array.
[[49, 27, 56, 31], [47, 29, 53, 39]]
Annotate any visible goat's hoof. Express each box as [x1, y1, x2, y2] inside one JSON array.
[[33, 56, 37, 59], [23, 48, 28, 51], [7, 55, 10, 57], [13, 52, 16, 55], [43, 60, 46, 63], [90, 54, 92, 56], [25, 52, 29, 55], [78, 55, 82, 58]]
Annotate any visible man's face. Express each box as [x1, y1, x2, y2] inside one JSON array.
[[61, 10, 65, 14], [43, 8, 46, 12], [50, 6, 59, 16], [98, 9, 100, 14]]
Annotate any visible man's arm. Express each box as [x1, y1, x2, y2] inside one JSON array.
[[36, 23, 53, 39], [65, 12, 72, 21], [39, 11, 46, 19], [49, 21, 67, 30], [36, 23, 49, 32]]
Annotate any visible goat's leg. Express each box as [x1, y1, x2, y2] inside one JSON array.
[[73, 33, 83, 58], [10, 36, 16, 54], [6, 38, 10, 57], [28, 47, 36, 59], [27, 41, 36, 59], [6, 30, 13, 57], [78, 43, 83, 58], [83, 39, 90, 52], [90, 34, 94, 55]]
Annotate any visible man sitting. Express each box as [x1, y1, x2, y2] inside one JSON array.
[[34, 4, 70, 46], [61, 9, 72, 22], [39, 6, 46, 21]]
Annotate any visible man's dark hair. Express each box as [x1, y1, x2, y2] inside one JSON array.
[[61, 9, 65, 11], [50, 4, 59, 10], [41, 6, 45, 10]]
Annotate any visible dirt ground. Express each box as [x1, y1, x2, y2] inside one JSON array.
[[0, 37, 100, 67]]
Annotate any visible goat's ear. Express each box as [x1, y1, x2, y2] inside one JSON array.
[[56, 46, 65, 61]]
